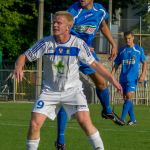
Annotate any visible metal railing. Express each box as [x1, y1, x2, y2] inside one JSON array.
[[0, 62, 149, 105]]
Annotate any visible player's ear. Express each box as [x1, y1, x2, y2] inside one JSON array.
[[67, 25, 71, 32], [132, 35, 135, 41]]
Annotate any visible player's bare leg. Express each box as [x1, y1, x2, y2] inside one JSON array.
[[26, 113, 47, 150], [76, 111, 104, 150]]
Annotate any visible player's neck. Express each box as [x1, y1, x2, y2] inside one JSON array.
[[82, 3, 93, 10], [128, 43, 135, 48], [55, 34, 71, 44]]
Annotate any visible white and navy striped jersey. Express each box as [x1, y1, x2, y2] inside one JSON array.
[[25, 35, 95, 92]]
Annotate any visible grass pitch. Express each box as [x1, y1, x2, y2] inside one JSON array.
[[0, 102, 150, 150]]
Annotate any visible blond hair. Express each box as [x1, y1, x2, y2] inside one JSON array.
[[54, 11, 74, 28]]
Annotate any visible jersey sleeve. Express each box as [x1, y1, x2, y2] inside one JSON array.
[[24, 38, 46, 62], [67, 2, 78, 17], [95, 3, 109, 21], [100, 4, 109, 20], [78, 40, 95, 65]]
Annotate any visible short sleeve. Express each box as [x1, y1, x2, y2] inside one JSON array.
[[100, 4, 109, 20], [24, 38, 46, 62], [78, 40, 95, 65], [67, 2, 78, 17]]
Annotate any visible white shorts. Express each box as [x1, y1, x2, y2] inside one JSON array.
[[32, 88, 89, 120]]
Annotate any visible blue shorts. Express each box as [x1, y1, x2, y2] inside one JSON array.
[[120, 81, 137, 94], [79, 51, 100, 75]]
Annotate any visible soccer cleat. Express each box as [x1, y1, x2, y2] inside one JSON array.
[[95, 147, 102, 150], [55, 142, 66, 150], [127, 120, 137, 126], [101, 111, 125, 126]]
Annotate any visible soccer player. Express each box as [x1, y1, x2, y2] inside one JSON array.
[[56, 0, 124, 149], [13, 11, 122, 150], [112, 31, 147, 125]]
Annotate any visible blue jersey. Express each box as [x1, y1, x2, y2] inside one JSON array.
[[114, 44, 146, 82], [67, 2, 108, 47]]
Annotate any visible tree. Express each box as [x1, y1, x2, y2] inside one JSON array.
[[0, 0, 38, 61], [1, 0, 149, 61]]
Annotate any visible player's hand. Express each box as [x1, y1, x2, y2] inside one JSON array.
[[89, 47, 94, 52], [138, 75, 145, 83], [116, 83, 123, 95], [12, 66, 24, 83], [111, 77, 123, 94], [108, 45, 117, 61]]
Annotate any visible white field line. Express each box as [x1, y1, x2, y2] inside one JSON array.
[[0, 122, 150, 133]]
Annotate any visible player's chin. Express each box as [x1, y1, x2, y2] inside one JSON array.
[[80, 3, 86, 7], [53, 32, 59, 36]]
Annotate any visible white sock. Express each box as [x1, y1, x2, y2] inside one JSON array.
[[88, 131, 104, 150], [26, 138, 40, 150]]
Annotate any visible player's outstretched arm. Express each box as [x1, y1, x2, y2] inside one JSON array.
[[13, 54, 27, 83], [90, 60, 122, 93], [100, 20, 117, 60]]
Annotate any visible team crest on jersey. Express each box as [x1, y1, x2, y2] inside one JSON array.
[[59, 48, 63, 54], [131, 55, 136, 59], [66, 48, 70, 55]]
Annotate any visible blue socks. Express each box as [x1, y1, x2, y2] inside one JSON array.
[[57, 107, 67, 144], [121, 100, 136, 122], [128, 101, 136, 121], [96, 88, 112, 114]]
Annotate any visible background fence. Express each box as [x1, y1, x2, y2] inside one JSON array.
[[0, 61, 149, 105], [0, 18, 150, 105]]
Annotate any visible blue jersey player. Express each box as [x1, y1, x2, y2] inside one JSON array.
[[55, 0, 124, 149], [112, 31, 147, 125]]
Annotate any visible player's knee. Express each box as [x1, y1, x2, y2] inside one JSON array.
[[76, 112, 93, 131], [90, 73, 107, 90], [126, 92, 134, 100], [30, 120, 41, 133], [95, 80, 107, 90], [78, 116, 88, 126]]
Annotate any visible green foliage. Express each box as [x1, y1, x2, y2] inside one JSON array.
[[0, 0, 38, 60], [0, 0, 150, 60], [133, 0, 150, 35]]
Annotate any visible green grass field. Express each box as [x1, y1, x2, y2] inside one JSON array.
[[0, 102, 150, 150]]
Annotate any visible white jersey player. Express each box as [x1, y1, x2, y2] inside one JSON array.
[[25, 34, 96, 113], [13, 11, 122, 150]]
